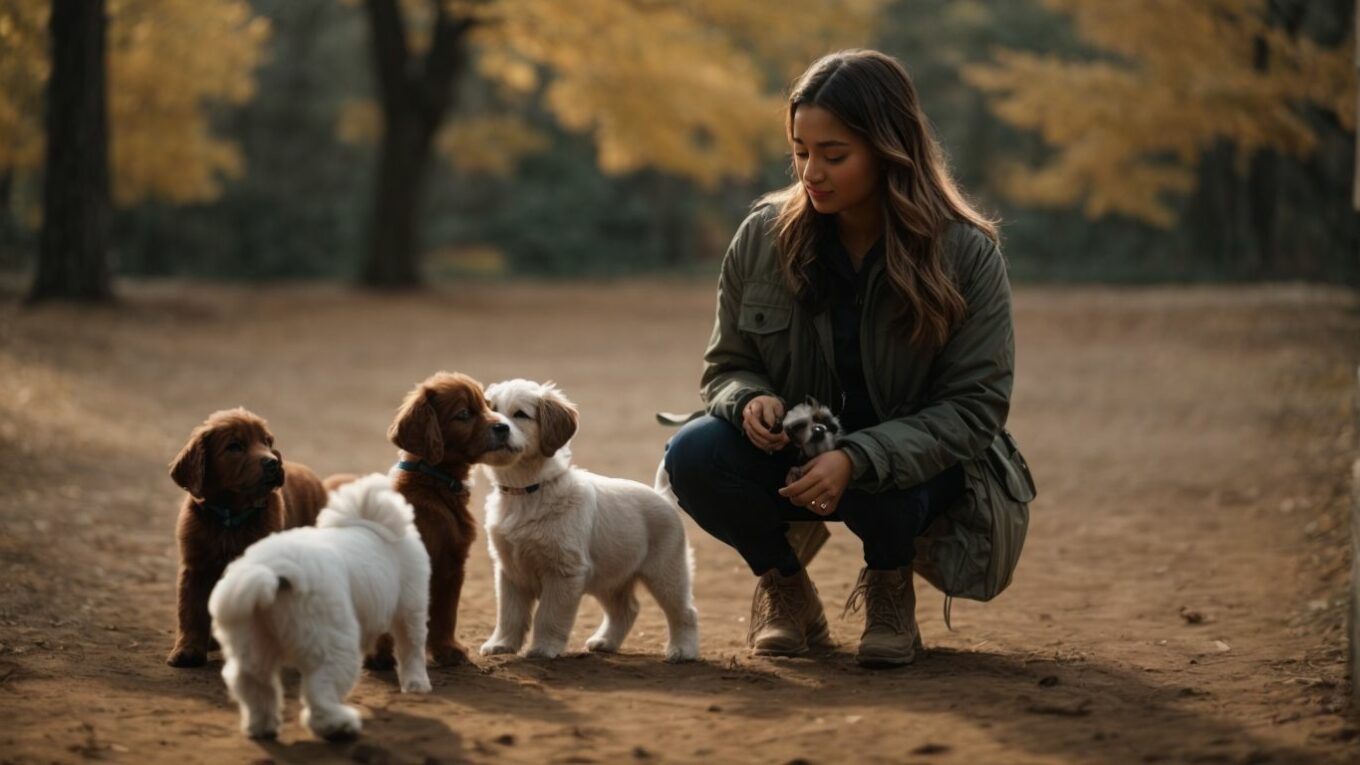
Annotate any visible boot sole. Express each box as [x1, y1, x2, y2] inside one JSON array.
[[855, 652, 915, 668], [855, 633, 923, 668], [751, 613, 835, 657]]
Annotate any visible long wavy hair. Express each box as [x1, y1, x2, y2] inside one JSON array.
[[764, 49, 998, 352]]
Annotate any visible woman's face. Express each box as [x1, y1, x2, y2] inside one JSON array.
[[791, 104, 880, 218]]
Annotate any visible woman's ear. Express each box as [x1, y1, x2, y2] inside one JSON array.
[[537, 391, 579, 457], [169, 428, 207, 499], [388, 387, 444, 464]]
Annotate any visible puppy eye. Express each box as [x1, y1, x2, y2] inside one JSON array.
[[513, 410, 530, 419], [225, 441, 245, 453], [454, 409, 473, 421]]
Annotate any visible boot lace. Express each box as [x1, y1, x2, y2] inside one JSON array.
[[842, 569, 908, 634], [750, 574, 801, 637]]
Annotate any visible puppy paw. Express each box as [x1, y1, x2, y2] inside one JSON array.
[[305, 705, 362, 742], [400, 674, 432, 694], [665, 644, 700, 663], [479, 638, 519, 657], [525, 643, 564, 660], [585, 636, 618, 654], [166, 646, 208, 668], [431, 644, 469, 667], [244, 721, 279, 740]]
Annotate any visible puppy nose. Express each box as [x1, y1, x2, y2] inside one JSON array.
[[811, 425, 827, 440], [262, 456, 281, 469], [492, 423, 510, 436]]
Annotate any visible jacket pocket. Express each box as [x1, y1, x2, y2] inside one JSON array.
[[738, 301, 792, 334], [737, 285, 794, 383]]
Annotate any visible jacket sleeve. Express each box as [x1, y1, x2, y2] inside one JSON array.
[[700, 211, 778, 426], [838, 232, 1015, 492]]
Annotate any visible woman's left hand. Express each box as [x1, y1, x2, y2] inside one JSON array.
[[779, 449, 853, 516]]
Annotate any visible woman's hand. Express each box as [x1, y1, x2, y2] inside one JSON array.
[[742, 395, 790, 453], [779, 449, 852, 516]]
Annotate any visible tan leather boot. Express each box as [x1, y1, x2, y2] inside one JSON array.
[[845, 566, 922, 668], [748, 568, 831, 656]]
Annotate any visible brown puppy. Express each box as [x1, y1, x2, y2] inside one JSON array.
[[166, 408, 327, 668], [375, 371, 508, 668]]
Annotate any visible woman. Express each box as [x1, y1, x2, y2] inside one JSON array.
[[663, 49, 1014, 668]]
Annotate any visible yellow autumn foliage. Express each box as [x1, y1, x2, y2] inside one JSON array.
[[964, 0, 1356, 226], [340, 0, 880, 187], [0, 0, 268, 206], [339, 98, 550, 176]]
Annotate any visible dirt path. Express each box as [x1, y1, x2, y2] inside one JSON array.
[[1, 281, 1357, 765]]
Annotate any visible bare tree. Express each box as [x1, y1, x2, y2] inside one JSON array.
[[29, 0, 113, 302]]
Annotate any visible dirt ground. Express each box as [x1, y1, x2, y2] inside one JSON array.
[[1, 279, 1358, 765]]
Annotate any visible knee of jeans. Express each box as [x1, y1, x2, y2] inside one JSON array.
[[663, 416, 733, 497]]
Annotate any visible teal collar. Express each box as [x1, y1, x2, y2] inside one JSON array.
[[198, 498, 267, 529], [396, 460, 464, 492]]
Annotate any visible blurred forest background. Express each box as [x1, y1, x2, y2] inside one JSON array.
[[1, 0, 1356, 297]]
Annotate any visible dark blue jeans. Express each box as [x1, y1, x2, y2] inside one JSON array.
[[664, 416, 964, 575]]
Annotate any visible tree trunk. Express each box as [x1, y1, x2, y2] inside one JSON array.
[[29, 0, 112, 302], [362, 112, 436, 286], [358, 0, 471, 289]]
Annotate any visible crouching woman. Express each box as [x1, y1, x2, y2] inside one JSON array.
[[663, 49, 1014, 668]]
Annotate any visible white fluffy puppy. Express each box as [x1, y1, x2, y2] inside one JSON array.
[[208, 473, 432, 741], [479, 379, 699, 662]]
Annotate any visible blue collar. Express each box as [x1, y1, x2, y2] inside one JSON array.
[[396, 460, 465, 492]]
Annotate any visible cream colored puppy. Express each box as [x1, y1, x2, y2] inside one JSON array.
[[209, 474, 432, 741], [479, 379, 699, 662]]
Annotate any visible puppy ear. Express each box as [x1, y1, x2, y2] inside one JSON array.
[[537, 391, 579, 457], [169, 428, 207, 499], [389, 388, 444, 464], [805, 394, 820, 409]]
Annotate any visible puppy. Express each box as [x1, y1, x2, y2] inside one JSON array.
[[652, 397, 843, 498], [480, 380, 699, 662], [167, 408, 327, 668], [210, 474, 432, 740], [775, 397, 842, 484], [380, 371, 510, 667]]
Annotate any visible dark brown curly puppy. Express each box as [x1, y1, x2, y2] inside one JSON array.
[[166, 408, 327, 668]]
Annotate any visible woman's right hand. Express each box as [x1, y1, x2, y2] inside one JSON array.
[[742, 395, 789, 453]]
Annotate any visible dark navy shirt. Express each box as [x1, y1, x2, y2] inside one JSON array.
[[822, 236, 884, 433]]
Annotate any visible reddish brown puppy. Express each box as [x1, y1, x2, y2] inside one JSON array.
[[375, 371, 510, 668], [166, 408, 327, 668]]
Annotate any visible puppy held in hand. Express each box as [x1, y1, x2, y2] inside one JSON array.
[[480, 380, 699, 662], [775, 397, 842, 484], [166, 408, 327, 668], [210, 474, 432, 741]]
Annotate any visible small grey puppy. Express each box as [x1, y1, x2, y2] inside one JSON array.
[[653, 398, 843, 499], [773, 397, 842, 484]]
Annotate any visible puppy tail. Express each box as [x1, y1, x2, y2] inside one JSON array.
[[318, 472, 415, 541], [209, 562, 284, 625]]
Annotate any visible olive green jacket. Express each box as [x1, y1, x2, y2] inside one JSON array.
[[700, 205, 1015, 492]]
